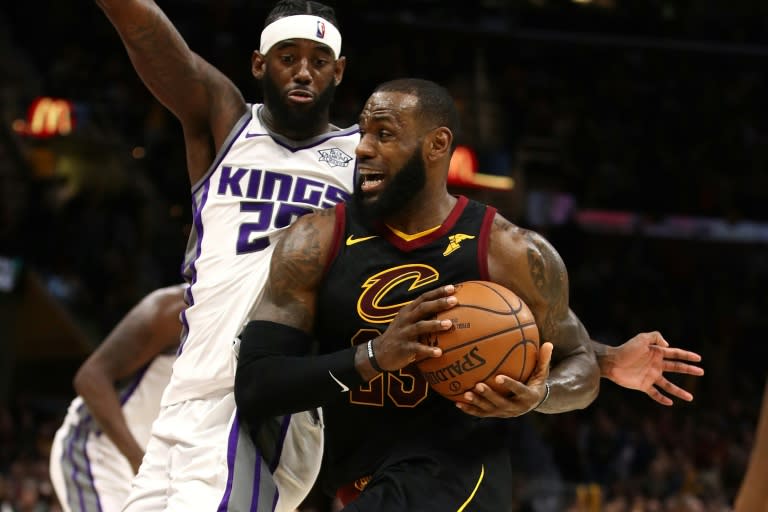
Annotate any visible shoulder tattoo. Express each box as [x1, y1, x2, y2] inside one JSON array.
[[524, 231, 569, 338]]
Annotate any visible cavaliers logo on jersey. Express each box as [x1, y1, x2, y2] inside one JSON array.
[[318, 148, 353, 168], [357, 264, 440, 324]]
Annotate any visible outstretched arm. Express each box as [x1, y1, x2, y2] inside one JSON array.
[[73, 284, 185, 473], [593, 332, 704, 406], [94, 0, 246, 181]]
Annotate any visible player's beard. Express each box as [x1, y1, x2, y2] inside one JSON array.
[[262, 75, 336, 137], [353, 145, 427, 227]]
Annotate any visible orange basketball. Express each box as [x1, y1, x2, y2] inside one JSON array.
[[417, 280, 540, 402]]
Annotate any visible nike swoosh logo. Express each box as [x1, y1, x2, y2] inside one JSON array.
[[328, 371, 350, 392], [346, 235, 378, 246], [244, 131, 265, 139]]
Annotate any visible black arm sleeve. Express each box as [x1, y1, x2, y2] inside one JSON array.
[[234, 320, 367, 421]]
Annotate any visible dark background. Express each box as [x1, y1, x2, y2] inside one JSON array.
[[1, 1, 766, 510]]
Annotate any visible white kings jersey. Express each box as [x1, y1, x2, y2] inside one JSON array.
[[52, 355, 175, 500], [162, 104, 360, 407]]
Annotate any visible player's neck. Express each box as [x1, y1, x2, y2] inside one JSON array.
[[383, 193, 457, 236], [260, 107, 332, 141]]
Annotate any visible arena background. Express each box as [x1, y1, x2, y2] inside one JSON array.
[[1, 1, 766, 510]]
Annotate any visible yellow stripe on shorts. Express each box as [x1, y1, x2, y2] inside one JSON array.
[[456, 464, 485, 512]]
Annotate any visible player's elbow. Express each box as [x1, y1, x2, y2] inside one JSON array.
[[554, 351, 601, 411], [235, 361, 291, 431], [73, 361, 97, 397], [233, 367, 252, 410], [572, 363, 601, 410], [234, 360, 270, 421], [580, 370, 601, 409], [570, 331, 602, 409]]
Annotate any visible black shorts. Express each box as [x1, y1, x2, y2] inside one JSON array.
[[339, 447, 513, 512]]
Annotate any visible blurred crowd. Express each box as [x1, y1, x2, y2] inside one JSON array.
[[1, 1, 765, 511]]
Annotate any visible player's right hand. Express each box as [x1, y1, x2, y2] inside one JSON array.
[[371, 285, 458, 371]]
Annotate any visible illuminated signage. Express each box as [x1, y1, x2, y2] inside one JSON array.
[[448, 145, 478, 185], [26, 97, 75, 137], [448, 145, 514, 191]]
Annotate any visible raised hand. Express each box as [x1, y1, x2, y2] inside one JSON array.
[[602, 331, 704, 406]]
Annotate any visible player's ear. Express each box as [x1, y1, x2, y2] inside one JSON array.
[[426, 127, 452, 161], [251, 51, 266, 79], [333, 56, 346, 86]]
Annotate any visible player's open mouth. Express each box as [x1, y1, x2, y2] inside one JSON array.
[[359, 173, 385, 193]]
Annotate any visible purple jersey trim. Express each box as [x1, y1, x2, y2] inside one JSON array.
[[251, 451, 266, 512], [66, 420, 104, 512], [250, 105, 360, 153], [216, 414, 240, 511], [191, 110, 253, 195], [90, 364, 150, 438], [178, 179, 211, 355], [247, 127, 360, 153]]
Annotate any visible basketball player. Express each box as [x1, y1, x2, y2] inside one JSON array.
[[92, 1, 701, 510], [92, 0, 357, 510], [50, 284, 185, 512], [234, 78, 674, 510]]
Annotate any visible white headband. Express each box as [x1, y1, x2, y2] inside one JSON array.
[[259, 15, 342, 59]]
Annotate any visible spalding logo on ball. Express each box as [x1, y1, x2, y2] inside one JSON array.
[[417, 280, 540, 402]]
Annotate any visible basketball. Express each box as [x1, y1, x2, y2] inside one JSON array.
[[416, 280, 540, 402]]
